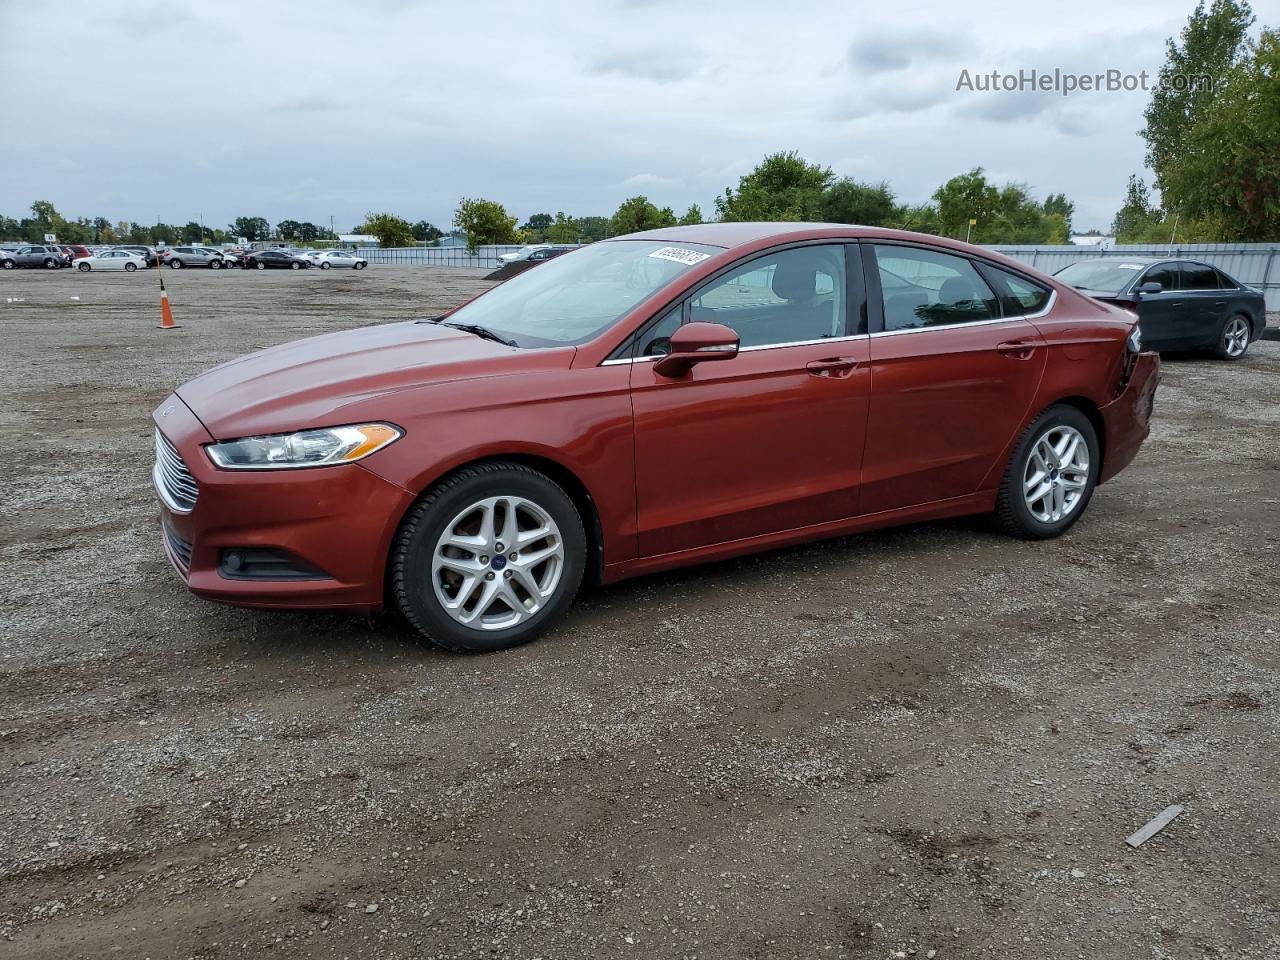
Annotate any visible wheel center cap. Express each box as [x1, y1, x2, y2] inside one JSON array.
[[1049, 467, 1060, 482], [490, 555, 507, 571]]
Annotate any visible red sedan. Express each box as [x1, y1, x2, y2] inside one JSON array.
[[152, 223, 1159, 652]]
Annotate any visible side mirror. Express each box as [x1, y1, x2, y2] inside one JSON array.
[[1137, 281, 1162, 294], [653, 321, 740, 378]]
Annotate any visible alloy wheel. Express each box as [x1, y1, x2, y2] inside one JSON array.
[[1023, 424, 1090, 523], [1224, 316, 1250, 358], [430, 495, 565, 631]]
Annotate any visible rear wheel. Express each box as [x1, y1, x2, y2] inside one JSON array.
[[1216, 314, 1251, 360], [1, 260, 13, 269], [994, 405, 1099, 540], [210, 259, 221, 270], [43, 257, 57, 269], [77, 262, 91, 272], [124, 262, 137, 272], [320, 261, 331, 269], [392, 463, 586, 653], [256, 261, 266, 270]]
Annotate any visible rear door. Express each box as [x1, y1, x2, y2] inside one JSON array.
[[629, 243, 871, 556], [1178, 261, 1230, 343], [861, 243, 1048, 514]]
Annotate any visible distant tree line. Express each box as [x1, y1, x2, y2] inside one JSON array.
[[6, 5, 1273, 253]]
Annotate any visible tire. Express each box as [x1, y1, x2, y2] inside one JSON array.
[[1, 260, 13, 269], [77, 262, 91, 272], [210, 259, 221, 270], [43, 257, 57, 269], [169, 259, 182, 269], [354, 261, 366, 270], [124, 262, 137, 272], [1215, 314, 1252, 361], [291, 261, 301, 269], [320, 261, 331, 269], [993, 404, 1100, 540], [392, 462, 586, 653], [256, 261, 266, 270]]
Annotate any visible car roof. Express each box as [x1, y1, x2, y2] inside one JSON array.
[[605, 221, 1034, 253]]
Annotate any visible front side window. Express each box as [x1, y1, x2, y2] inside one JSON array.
[[872, 245, 999, 331], [1140, 263, 1180, 291], [689, 245, 846, 348], [443, 240, 721, 348]]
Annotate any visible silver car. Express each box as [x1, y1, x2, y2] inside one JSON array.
[[10, 245, 64, 269], [310, 250, 369, 270], [162, 246, 228, 269]]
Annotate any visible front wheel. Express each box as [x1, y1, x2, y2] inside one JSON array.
[[353, 261, 366, 270], [169, 259, 182, 269], [210, 259, 221, 270], [256, 261, 266, 270], [77, 262, 91, 272], [392, 463, 586, 653], [1, 260, 13, 269], [124, 262, 137, 272], [1216, 314, 1252, 361], [43, 257, 57, 269], [291, 261, 301, 270], [994, 405, 1099, 540]]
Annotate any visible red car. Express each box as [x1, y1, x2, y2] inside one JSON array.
[[152, 223, 1159, 652]]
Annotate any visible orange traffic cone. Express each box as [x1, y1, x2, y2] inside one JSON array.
[[157, 270, 180, 330]]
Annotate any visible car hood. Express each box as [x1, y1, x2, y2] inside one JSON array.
[[176, 320, 574, 439]]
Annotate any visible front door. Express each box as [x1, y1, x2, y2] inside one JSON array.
[[860, 243, 1048, 514], [1134, 262, 1194, 347], [630, 243, 871, 558]]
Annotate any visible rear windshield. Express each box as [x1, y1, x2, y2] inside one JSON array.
[[443, 240, 722, 347], [1054, 260, 1146, 294]]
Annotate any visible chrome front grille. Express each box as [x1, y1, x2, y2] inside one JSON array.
[[153, 429, 199, 513]]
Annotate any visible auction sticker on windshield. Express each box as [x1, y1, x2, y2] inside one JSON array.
[[648, 247, 711, 267]]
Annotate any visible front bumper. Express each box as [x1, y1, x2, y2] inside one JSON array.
[[151, 396, 414, 610], [1098, 351, 1160, 484]]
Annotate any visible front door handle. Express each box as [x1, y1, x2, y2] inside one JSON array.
[[806, 356, 860, 377], [997, 340, 1038, 360]]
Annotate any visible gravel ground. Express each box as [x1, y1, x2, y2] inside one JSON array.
[[1, 266, 1277, 960]]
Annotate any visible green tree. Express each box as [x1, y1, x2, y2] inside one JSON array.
[[0, 215, 19, 240], [297, 222, 321, 242], [932, 168, 1001, 239], [574, 216, 611, 242], [715, 151, 833, 222], [277, 219, 302, 241], [521, 213, 553, 238], [820, 179, 896, 225], [1142, 0, 1254, 193], [1043, 193, 1075, 236], [1111, 174, 1163, 239], [678, 203, 704, 226], [1161, 29, 1280, 240], [151, 222, 176, 245], [453, 198, 519, 253], [411, 220, 443, 242], [230, 216, 270, 241], [546, 212, 579, 243], [610, 196, 677, 235], [355, 212, 415, 247]]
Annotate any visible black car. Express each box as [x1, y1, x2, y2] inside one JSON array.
[[1055, 257, 1266, 360], [243, 250, 311, 270]]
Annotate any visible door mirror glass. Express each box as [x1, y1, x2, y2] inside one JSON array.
[[653, 322, 739, 377]]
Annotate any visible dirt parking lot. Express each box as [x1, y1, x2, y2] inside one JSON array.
[[0, 266, 1277, 960]]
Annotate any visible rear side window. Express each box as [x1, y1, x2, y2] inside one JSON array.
[[1181, 263, 1219, 290], [1140, 263, 1180, 291], [1213, 268, 1237, 289], [872, 245, 999, 331], [982, 265, 1052, 316]]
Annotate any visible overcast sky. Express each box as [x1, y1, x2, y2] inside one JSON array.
[[0, 0, 1260, 233]]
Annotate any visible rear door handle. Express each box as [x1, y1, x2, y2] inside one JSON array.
[[806, 356, 860, 377], [997, 340, 1038, 360]]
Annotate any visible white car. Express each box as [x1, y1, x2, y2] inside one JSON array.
[[310, 250, 369, 270], [497, 244, 553, 265], [74, 250, 148, 272]]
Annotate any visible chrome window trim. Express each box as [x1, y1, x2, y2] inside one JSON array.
[[869, 289, 1057, 337], [601, 333, 869, 365]]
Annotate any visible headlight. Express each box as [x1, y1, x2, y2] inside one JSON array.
[[206, 423, 402, 469], [1127, 326, 1142, 353]]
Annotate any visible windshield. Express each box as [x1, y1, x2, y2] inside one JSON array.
[[444, 240, 721, 347], [1054, 260, 1146, 294]]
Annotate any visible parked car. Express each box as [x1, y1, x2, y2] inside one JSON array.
[[496, 243, 573, 266], [73, 250, 148, 272], [309, 250, 369, 270], [152, 223, 1159, 653], [9, 245, 64, 268], [58, 244, 91, 265], [242, 250, 311, 270], [162, 246, 229, 269], [1055, 257, 1266, 360], [115, 245, 158, 267]]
